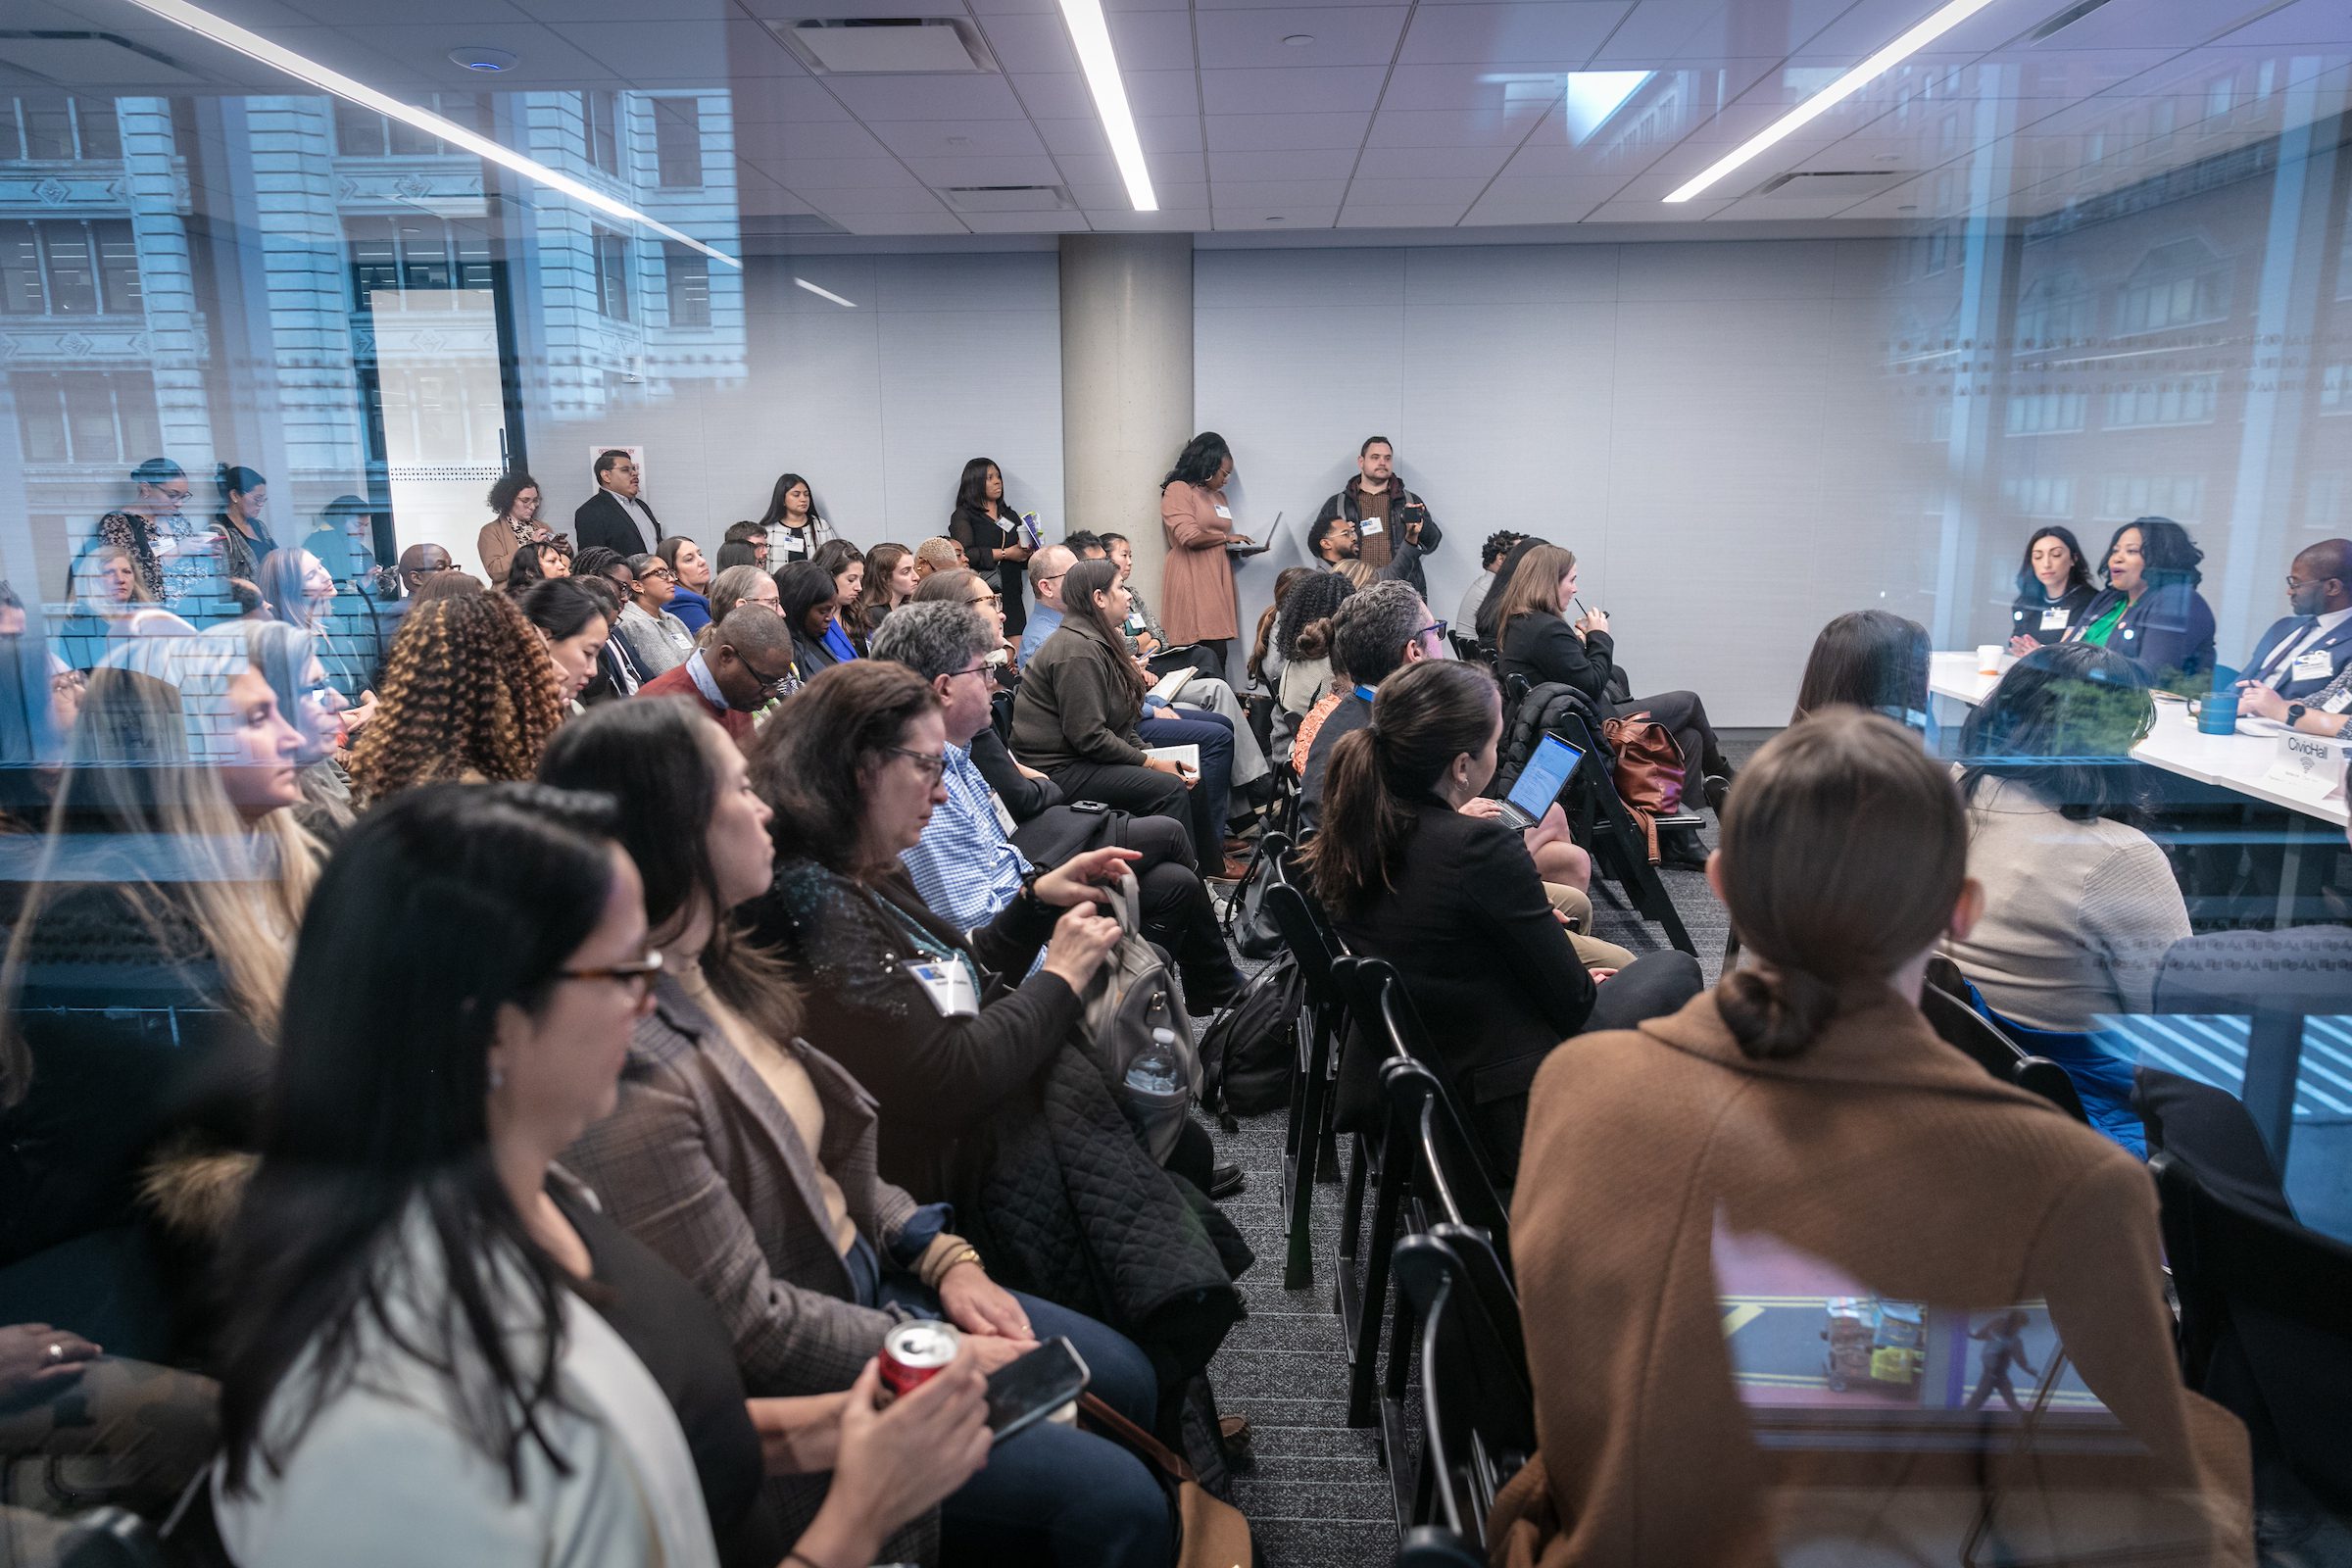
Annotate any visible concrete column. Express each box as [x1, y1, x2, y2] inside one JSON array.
[[1058, 234, 1192, 601]]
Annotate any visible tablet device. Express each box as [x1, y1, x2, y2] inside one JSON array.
[[1499, 733, 1583, 830], [985, 1337, 1090, 1445]]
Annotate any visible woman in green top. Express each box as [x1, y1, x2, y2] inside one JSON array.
[[2063, 516, 2216, 691]]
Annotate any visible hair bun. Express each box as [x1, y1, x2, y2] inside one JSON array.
[[1715, 964, 1840, 1060]]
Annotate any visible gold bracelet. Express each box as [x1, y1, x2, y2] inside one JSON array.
[[943, 1246, 982, 1274]]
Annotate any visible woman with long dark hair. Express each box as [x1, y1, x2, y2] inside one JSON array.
[[850, 543, 919, 654], [756, 472, 835, 565], [1272, 569, 1354, 750], [1301, 660, 1698, 1178], [2005, 524, 2096, 652], [515, 577, 614, 712], [1495, 708, 2247, 1566], [212, 783, 987, 1568], [346, 592, 566, 806], [949, 457, 1035, 639], [775, 559, 854, 677], [1156, 432, 1250, 678], [659, 536, 715, 636], [1474, 534, 1547, 650], [1791, 609, 1931, 731], [212, 464, 276, 610], [2063, 515, 2216, 691]]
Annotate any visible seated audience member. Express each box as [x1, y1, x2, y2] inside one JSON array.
[[1494, 542, 1734, 861], [246, 617, 357, 838], [500, 540, 570, 599], [211, 784, 986, 1568], [2063, 514, 2217, 692], [1791, 609, 1931, 731], [1942, 646, 2180, 1147], [1492, 709, 2251, 1567], [812, 539, 864, 633], [657, 537, 715, 636], [542, 701, 1178, 1568], [2236, 536, 2351, 701], [714, 540, 760, 574], [257, 547, 373, 705], [777, 560, 858, 676], [1306, 513, 1360, 570], [1100, 534, 1269, 790], [347, 591, 565, 806], [1298, 581, 1441, 832], [1247, 566, 1316, 695], [1064, 531, 1106, 562], [516, 577, 614, 715], [740, 664, 1247, 1397], [1335, 559, 1377, 591], [1273, 571, 1354, 753], [0, 636, 314, 1362], [476, 471, 553, 588], [567, 567, 645, 703], [873, 602, 1246, 1019], [1302, 661, 1699, 1180], [617, 552, 696, 677], [913, 537, 965, 580], [1314, 436, 1443, 599], [697, 563, 780, 649], [853, 544, 919, 652], [914, 566, 1017, 671], [1101, 533, 1163, 659], [636, 606, 799, 747], [1475, 535, 1546, 650], [59, 541, 157, 668], [2005, 525, 2098, 653], [0, 1320, 220, 1539], [1013, 561, 1245, 876], [1015, 544, 1074, 667], [1458, 529, 1524, 648], [723, 518, 771, 568]]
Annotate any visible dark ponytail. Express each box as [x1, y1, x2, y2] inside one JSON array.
[[1303, 661, 1498, 918], [1711, 709, 1968, 1058]]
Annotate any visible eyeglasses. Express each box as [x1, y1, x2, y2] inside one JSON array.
[[966, 592, 1003, 609], [736, 653, 798, 694], [560, 951, 664, 1000], [407, 561, 454, 575], [945, 662, 993, 683], [1036, 571, 1068, 587], [640, 565, 676, 581], [1415, 620, 1448, 643], [882, 746, 949, 783]]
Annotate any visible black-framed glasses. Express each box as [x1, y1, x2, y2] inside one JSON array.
[[965, 591, 1004, 609], [1416, 619, 1448, 642], [641, 565, 676, 581], [738, 654, 798, 694], [945, 662, 993, 683], [560, 951, 664, 999], [1036, 570, 1068, 587], [882, 746, 949, 783]]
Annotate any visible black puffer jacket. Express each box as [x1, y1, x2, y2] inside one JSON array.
[[1493, 679, 1611, 801]]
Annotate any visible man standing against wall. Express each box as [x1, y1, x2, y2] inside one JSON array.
[[1313, 437, 1443, 599], [573, 450, 663, 558]]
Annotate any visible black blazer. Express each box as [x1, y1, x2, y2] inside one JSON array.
[[1499, 609, 1615, 707], [573, 489, 663, 558], [2008, 581, 2098, 646], [1329, 805, 1595, 1179]]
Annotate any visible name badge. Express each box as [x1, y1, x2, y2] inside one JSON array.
[[1125, 612, 1145, 631], [2293, 650, 2335, 682], [1213, 505, 1232, 519], [902, 957, 979, 1018], [2325, 687, 2352, 713], [2040, 607, 2070, 631], [1358, 517, 1384, 536]]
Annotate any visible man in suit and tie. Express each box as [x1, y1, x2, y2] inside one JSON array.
[[572, 449, 662, 558], [2238, 538, 2352, 701]]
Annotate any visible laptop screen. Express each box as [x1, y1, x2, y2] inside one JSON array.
[[1507, 733, 1583, 820]]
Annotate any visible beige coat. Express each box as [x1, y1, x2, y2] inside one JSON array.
[[477, 518, 529, 586], [1158, 480, 1240, 643], [1492, 988, 2251, 1568]]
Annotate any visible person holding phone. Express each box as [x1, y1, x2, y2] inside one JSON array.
[[1312, 436, 1444, 601]]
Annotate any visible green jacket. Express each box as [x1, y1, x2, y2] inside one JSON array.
[[1010, 612, 1151, 771]]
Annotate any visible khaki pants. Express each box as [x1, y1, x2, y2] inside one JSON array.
[[1546, 883, 1637, 971]]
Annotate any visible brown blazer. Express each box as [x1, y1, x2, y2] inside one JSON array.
[[1492, 989, 2251, 1568], [1158, 480, 1240, 643], [476, 517, 528, 585]]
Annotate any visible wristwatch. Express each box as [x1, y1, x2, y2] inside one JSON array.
[[2285, 702, 2309, 728]]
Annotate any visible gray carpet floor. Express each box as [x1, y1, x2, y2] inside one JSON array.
[[1197, 731, 1769, 1562]]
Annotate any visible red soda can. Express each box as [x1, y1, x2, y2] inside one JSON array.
[[877, 1320, 960, 1405]]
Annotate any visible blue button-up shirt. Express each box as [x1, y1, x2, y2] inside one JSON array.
[[1016, 603, 1063, 668], [902, 742, 1030, 939]]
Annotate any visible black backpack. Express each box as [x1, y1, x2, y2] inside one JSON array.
[[1200, 957, 1304, 1117], [1218, 833, 1285, 961]]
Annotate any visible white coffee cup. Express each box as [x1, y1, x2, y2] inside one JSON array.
[[1976, 644, 2003, 676]]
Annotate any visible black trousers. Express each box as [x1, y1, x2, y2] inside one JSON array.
[[1050, 758, 1194, 853], [1121, 813, 1240, 989], [1615, 689, 1730, 784]]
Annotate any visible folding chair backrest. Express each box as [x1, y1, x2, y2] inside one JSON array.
[[1394, 1227, 1536, 1549], [2152, 1151, 2352, 1509], [1919, 981, 2026, 1078], [1265, 879, 1340, 1000], [1380, 1044, 1511, 1262]]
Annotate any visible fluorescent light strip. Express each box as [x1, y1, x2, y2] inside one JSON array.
[[117, 0, 742, 269], [1663, 0, 2009, 204], [794, 276, 857, 308], [1054, 0, 1156, 212]]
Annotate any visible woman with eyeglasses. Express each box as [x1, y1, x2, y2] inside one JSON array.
[[347, 592, 566, 807], [476, 471, 548, 588], [914, 567, 1016, 678], [212, 782, 988, 1568], [97, 458, 223, 612], [615, 552, 696, 679], [697, 564, 780, 651]]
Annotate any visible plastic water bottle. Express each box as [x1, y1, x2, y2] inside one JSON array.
[[1125, 1028, 1182, 1097]]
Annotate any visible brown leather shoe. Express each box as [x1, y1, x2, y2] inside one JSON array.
[[1209, 854, 1251, 881]]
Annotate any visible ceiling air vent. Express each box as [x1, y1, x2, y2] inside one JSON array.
[[777, 19, 998, 74], [938, 184, 1073, 214], [1755, 171, 1912, 200], [0, 30, 206, 85], [2025, 0, 2115, 44]]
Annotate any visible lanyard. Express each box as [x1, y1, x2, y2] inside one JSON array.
[[1353, 684, 1377, 703]]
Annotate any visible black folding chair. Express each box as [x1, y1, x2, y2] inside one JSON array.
[[1328, 956, 1412, 1437], [1917, 964, 2090, 1124], [1264, 878, 1348, 1291], [2153, 1151, 2352, 1513], [1548, 705, 1700, 956], [1382, 1054, 1511, 1267], [1394, 1226, 1536, 1550], [1395, 1527, 1488, 1568]]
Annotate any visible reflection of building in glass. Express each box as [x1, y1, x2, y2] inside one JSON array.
[[1, 87, 745, 595]]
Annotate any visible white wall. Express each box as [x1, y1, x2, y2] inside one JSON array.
[[1195, 239, 1936, 727], [518, 251, 1066, 554]]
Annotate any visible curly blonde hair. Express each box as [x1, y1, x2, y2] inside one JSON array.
[[349, 591, 564, 806]]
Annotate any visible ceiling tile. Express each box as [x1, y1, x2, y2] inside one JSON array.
[[1207, 145, 1359, 178], [336, 21, 622, 86], [824, 72, 1028, 119], [1193, 7, 1410, 70], [1351, 142, 1512, 178], [1011, 69, 1200, 118], [867, 117, 1050, 156], [1059, 147, 1208, 183], [1087, 207, 1215, 228], [1211, 176, 1355, 205], [970, 13, 1081, 73], [1200, 64, 1388, 113], [1344, 172, 1489, 202], [767, 156, 929, 189], [965, 0, 1060, 15], [1103, 9, 1200, 58], [957, 210, 1096, 230], [514, 0, 730, 20], [1378, 61, 1575, 112], [832, 211, 973, 233], [1396, 2, 1632, 66], [1577, 194, 1735, 221], [735, 118, 892, 159], [735, 0, 972, 16], [1068, 177, 1208, 206], [1211, 206, 1341, 228], [1365, 105, 1549, 146], [1336, 202, 1471, 225], [561, 20, 741, 78], [726, 78, 858, 122], [900, 151, 1065, 182], [1203, 110, 1372, 149]]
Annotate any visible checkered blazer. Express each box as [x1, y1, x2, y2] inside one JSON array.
[[562, 972, 921, 1396]]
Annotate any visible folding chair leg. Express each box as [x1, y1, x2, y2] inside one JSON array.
[[1379, 1291, 1418, 1526], [1283, 1017, 1332, 1291], [1347, 1134, 1409, 1429]]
